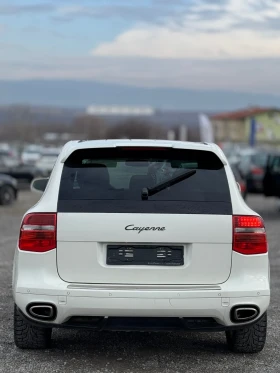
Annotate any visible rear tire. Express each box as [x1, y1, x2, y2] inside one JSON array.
[[14, 305, 52, 349], [0, 185, 15, 205], [226, 312, 267, 353]]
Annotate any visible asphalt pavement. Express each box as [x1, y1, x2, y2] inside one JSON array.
[[0, 191, 279, 373]]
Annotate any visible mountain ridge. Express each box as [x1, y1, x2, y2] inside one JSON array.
[[1, 80, 279, 111]]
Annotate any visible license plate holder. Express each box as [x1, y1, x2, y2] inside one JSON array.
[[107, 245, 184, 266]]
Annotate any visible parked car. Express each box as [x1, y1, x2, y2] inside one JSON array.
[[263, 151, 280, 200], [237, 149, 268, 194], [230, 163, 247, 199], [0, 157, 36, 184], [220, 142, 243, 164], [0, 173, 18, 205], [0, 150, 20, 168], [35, 149, 60, 177], [13, 140, 270, 353], [0, 143, 11, 152], [21, 145, 43, 166]]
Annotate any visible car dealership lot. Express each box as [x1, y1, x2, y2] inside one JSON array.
[[0, 191, 279, 373]]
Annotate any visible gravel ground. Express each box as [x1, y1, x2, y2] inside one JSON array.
[[0, 191, 279, 373]]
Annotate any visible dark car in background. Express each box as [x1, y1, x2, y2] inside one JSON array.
[[0, 154, 37, 184], [263, 152, 280, 200], [237, 150, 268, 194], [0, 173, 18, 205]]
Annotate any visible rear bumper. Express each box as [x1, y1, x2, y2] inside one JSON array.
[[15, 291, 270, 330], [17, 308, 268, 332], [13, 249, 270, 329]]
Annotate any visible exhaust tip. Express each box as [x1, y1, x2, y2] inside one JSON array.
[[27, 303, 57, 321], [231, 306, 260, 323]]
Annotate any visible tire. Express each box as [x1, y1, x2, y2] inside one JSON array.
[[14, 304, 52, 349], [226, 312, 267, 353], [0, 185, 15, 206]]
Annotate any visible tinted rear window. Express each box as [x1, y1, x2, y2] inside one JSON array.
[[58, 148, 232, 214]]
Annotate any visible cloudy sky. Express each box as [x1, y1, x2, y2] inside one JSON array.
[[1, 0, 280, 96]]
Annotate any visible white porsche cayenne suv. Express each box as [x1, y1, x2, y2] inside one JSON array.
[[13, 140, 270, 353]]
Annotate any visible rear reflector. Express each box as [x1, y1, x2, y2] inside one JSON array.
[[233, 215, 267, 255], [19, 213, 57, 252]]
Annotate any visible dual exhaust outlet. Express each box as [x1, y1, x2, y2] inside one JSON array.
[[231, 306, 260, 323], [26, 303, 259, 324], [27, 303, 57, 321]]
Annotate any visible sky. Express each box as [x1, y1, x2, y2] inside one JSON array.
[[1, 0, 280, 98]]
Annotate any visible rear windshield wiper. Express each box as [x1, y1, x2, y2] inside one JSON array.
[[141, 169, 196, 200]]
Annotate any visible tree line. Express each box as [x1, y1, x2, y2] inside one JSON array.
[[0, 115, 167, 143]]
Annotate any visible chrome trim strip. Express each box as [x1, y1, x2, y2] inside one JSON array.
[[22, 225, 55, 231], [67, 284, 222, 291], [235, 228, 265, 233]]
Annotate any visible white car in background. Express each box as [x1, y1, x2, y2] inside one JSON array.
[[35, 148, 61, 177], [13, 140, 270, 353], [21, 145, 43, 166], [0, 144, 20, 167]]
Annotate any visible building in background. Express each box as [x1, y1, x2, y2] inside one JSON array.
[[86, 105, 155, 117], [211, 107, 280, 145]]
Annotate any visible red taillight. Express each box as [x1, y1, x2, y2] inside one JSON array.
[[19, 213, 57, 252], [251, 166, 263, 175], [234, 216, 264, 228], [233, 215, 267, 255]]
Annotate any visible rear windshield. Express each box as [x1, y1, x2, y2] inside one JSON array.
[[58, 147, 232, 214]]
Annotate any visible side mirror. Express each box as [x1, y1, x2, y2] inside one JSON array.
[[236, 182, 241, 193], [31, 178, 49, 193]]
